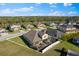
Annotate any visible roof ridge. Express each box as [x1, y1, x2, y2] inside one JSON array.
[[33, 30, 38, 42]]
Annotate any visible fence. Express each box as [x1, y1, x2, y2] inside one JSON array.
[[42, 41, 61, 53]]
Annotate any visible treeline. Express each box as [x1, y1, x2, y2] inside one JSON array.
[[0, 16, 79, 28]]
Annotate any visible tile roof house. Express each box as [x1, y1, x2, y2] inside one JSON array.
[[22, 29, 63, 52]]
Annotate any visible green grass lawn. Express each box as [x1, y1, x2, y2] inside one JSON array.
[[43, 41, 79, 56], [0, 37, 79, 56], [0, 39, 42, 56], [8, 37, 26, 46]]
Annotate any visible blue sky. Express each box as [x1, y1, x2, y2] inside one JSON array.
[[0, 3, 79, 16]]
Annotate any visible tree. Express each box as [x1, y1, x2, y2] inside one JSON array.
[[60, 47, 68, 56]]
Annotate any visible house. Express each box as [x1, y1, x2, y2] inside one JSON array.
[[57, 24, 77, 34], [45, 22, 57, 29], [74, 23, 79, 30], [72, 38, 79, 44], [35, 22, 46, 29], [76, 22, 79, 25], [55, 22, 63, 26], [26, 24, 34, 31], [50, 22, 57, 26], [45, 22, 57, 26], [22, 30, 47, 51], [9, 24, 21, 32], [22, 28, 63, 52], [68, 22, 77, 25], [0, 28, 8, 36], [50, 22, 57, 29]]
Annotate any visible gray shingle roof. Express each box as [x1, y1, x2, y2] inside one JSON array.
[[22, 29, 63, 51], [59, 24, 74, 28], [46, 29, 57, 36], [23, 29, 58, 43], [23, 30, 37, 43]]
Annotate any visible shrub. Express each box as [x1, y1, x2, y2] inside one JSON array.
[[60, 33, 79, 41]]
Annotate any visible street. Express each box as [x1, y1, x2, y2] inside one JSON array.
[[0, 31, 28, 41]]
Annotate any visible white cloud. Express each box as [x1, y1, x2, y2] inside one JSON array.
[[0, 3, 6, 6], [49, 3, 57, 5], [48, 11, 65, 16], [50, 9, 54, 12], [64, 3, 72, 6], [49, 3, 57, 8], [0, 9, 15, 15], [0, 6, 34, 16], [31, 13, 45, 16], [50, 5, 56, 7], [14, 7, 34, 12], [49, 3, 57, 7], [48, 10, 77, 16], [68, 11, 77, 15]]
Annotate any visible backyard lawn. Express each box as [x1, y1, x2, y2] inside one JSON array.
[[0, 37, 79, 56]]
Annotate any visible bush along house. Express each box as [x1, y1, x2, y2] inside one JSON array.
[[22, 28, 63, 53]]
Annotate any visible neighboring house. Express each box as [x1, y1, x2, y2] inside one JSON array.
[[26, 24, 34, 31], [22, 28, 63, 52], [49, 22, 57, 29], [9, 24, 21, 32], [57, 24, 77, 34], [45, 22, 57, 26], [56, 22, 65, 25], [0, 28, 8, 36], [74, 25, 79, 29], [44, 22, 51, 26], [73, 22, 76, 25], [68, 22, 76, 25], [50, 22, 57, 26], [76, 22, 79, 26], [72, 38, 79, 44], [35, 22, 46, 28], [45, 22, 57, 29]]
